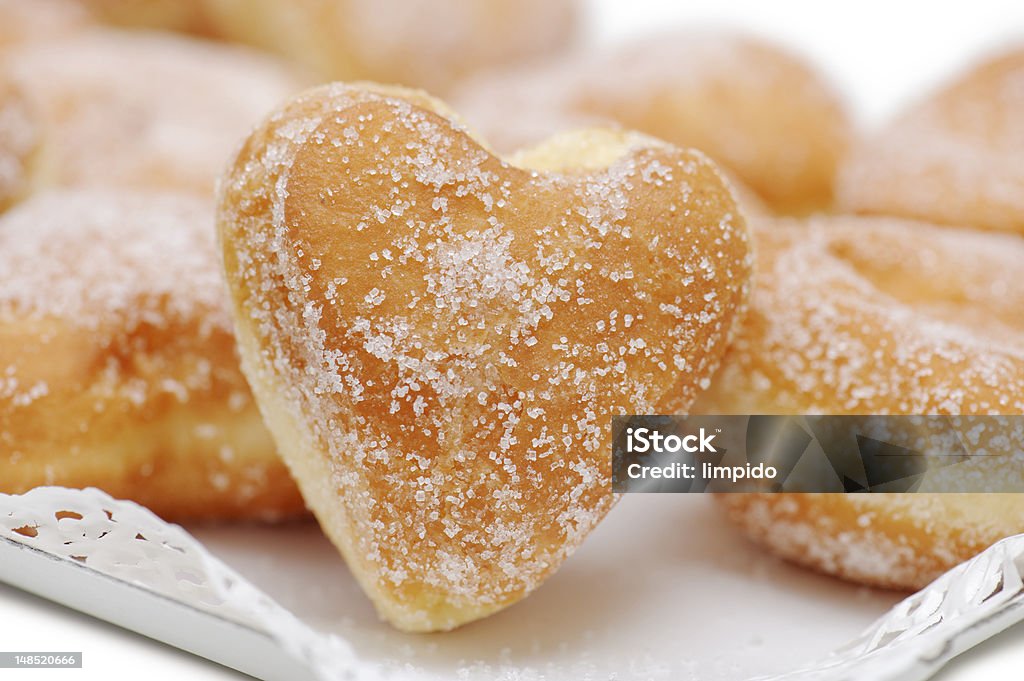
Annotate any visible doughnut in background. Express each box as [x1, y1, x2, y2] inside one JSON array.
[[0, 28, 307, 199], [0, 190, 305, 521], [454, 31, 852, 214], [75, 0, 581, 95], [694, 215, 1024, 589], [837, 47, 1024, 235]]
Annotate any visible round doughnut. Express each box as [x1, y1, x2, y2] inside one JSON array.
[[454, 31, 852, 214], [0, 190, 305, 521], [0, 28, 306, 198], [75, 0, 581, 95], [692, 215, 1024, 590], [217, 83, 752, 630], [837, 47, 1024, 235], [0, 0, 90, 49]]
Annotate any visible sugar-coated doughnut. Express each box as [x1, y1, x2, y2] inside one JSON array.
[[217, 83, 752, 630], [454, 31, 852, 214], [696, 217, 1024, 415], [76, 0, 581, 95], [719, 494, 1024, 591], [837, 47, 1024, 235], [0, 190, 305, 521], [0, 28, 306, 198], [693, 215, 1024, 590]]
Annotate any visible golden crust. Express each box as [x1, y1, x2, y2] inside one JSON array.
[[217, 83, 752, 630], [837, 48, 1024, 235], [0, 28, 306, 199], [76, 0, 581, 94], [694, 215, 1024, 590], [0, 190, 304, 521], [454, 31, 852, 214]]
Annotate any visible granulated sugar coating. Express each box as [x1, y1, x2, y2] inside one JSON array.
[[694, 214, 1024, 591], [837, 47, 1024, 235], [453, 30, 851, 214], [218, 83, 752, 631], [695, 215, 1024, 416], [1, 191, 227, 331], [0, 190, 304, 521]]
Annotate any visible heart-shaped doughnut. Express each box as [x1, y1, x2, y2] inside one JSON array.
[[217, 84, 751, 631]]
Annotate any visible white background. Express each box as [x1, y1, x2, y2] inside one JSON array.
[[590, 0, 1024, 126], [3, 1, 1024, 679]]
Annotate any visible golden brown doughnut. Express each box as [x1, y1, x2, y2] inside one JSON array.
[[837, 47, 1024, 235], [454, 31, 852, 214], [0, 190, 304, 521], [76, 0, 581, 95], [693, 215, 1024, 590], [217, 83, 752, 630], [1, 28, 306, 198]]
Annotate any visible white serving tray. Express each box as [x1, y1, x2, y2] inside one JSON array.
[[3, 488, 1024, 680], [190, 495, 897, 679]]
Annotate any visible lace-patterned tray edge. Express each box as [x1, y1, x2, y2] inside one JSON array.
[[3, 486, 1024, 681], [0, 486, 376, 681]]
